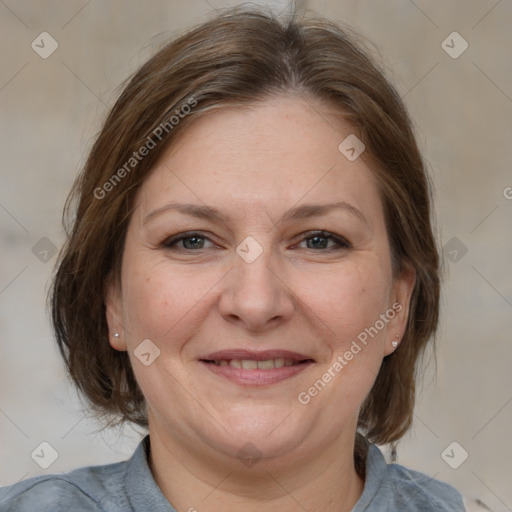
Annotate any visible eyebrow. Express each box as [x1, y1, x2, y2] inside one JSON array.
[[143, 200, 369, 227]]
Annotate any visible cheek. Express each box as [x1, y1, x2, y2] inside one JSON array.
[[121, 257, 219, 344], [320, 263, 391, 395], [298, 258, 391, 402], [297, 259, 391, 339]]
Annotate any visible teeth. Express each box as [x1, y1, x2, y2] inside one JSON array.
[[209, 358, 301, 369], [274, 358, 285, 368], [257, 359, 274, 369]]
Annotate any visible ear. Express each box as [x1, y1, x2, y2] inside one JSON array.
[[383, 262, 416, 356], [104, 272, 127, 351]]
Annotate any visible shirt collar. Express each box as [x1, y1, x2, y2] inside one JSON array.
[[125, 435, 177, 512], [124, 435, 387, 512], [351, 444, 389, 511]]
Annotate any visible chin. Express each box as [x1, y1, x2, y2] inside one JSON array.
[[200, 407, 311, 464]]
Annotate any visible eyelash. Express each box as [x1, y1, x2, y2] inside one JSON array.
[[161, 230, 351, 252]]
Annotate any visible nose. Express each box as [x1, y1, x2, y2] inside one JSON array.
[[218, 242, 296, 332]]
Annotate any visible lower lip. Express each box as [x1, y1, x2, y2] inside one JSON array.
[[200, 361, 313, 386]]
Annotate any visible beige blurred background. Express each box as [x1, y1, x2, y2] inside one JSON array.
[[1, 1, 511, 510]]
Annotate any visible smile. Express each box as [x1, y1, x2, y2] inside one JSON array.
[[206, 358, 303, 369], [199, 350, 315, 386]]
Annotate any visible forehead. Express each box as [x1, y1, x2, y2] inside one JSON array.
[[133, 94, 384, 226]]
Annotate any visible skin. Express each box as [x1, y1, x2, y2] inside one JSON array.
[[106, 93, 415, 512]]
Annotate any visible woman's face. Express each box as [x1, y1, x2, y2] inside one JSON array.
[[107, 94, 414, 466]]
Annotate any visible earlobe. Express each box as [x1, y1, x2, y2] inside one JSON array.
[[104, 274, 127, 351], [385, 263, 416, 355]]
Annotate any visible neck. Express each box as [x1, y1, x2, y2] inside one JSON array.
[[147, 425, 365, 512]]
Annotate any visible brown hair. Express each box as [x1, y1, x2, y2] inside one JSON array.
[[50, 6, 439, 471]]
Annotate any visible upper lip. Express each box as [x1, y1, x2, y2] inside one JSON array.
[[200, 349, 314, 362]]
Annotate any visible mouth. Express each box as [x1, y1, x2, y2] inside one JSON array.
[[202, 358, 311, 369], [199, 350, 315, 386]]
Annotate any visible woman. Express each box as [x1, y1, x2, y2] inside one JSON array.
[[0, 7, 466, 511]]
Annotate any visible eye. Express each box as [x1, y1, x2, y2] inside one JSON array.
[[293, 230, 351, 251], [161, 230, 351, 253], [162, 231, 216, 250]]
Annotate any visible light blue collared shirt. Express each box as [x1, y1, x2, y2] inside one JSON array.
[[0, 435, 466, 511]]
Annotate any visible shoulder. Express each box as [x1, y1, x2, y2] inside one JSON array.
[[386, 461, 466, 511], [0, 460, 130, 512], [360, 444, 466, 511]]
